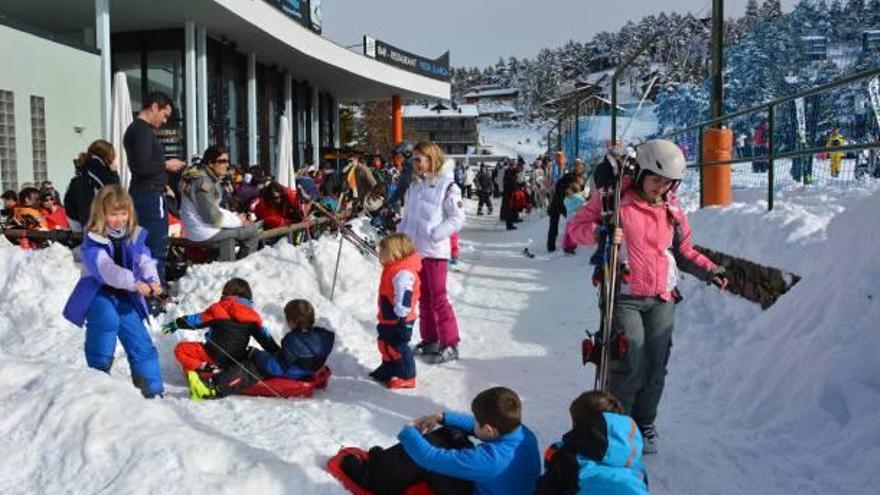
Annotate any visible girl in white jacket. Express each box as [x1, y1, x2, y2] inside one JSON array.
[[397, 142, 465, 364]]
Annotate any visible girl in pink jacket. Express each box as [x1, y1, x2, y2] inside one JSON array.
[[566, 140, 727, 455]]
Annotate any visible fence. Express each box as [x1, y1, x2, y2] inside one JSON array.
[[546, 35, 665, 165], [2, 214, 345, 281], [651, 66, 880, 210], [547, 51, 880, 211]]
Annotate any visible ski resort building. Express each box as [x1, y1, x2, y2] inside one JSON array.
[[403, 102, 479, 155], [0, 0, 449, 191]]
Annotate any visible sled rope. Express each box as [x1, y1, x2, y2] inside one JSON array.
[[205, 339, 346, 449]]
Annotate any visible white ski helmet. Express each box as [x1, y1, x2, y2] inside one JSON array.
[[636, 139, 686, 181]]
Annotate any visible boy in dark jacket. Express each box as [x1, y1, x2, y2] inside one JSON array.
[[341, 386, 541, 495], [534, 391, 649, 495], [163, 278, 280, 374], [251, 299, 334, 380]]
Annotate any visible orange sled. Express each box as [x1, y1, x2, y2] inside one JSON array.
[[326, 447, 435, 495]]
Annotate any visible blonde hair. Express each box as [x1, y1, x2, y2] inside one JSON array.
[[86, 184, 138, 235], [413, 141, 445, 174], [379, 234, 416, 264]]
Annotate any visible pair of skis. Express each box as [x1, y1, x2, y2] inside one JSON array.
[[592, 155, 629, 393], [310, 202, 380, 302], [311, 202, 380, 261]]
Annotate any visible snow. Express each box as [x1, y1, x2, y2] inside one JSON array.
[[1, 183, 879, 494], [403, 104, 479, 118], [478, 120, 549, 162], [462, 87, 520, 99]]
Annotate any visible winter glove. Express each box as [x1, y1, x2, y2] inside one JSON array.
[[161, 320, 179, 335], [709, 267, 728, 290], [196, 362, 221, 374]]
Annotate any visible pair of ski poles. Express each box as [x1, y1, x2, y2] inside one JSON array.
[[310, 202, 380, 301]]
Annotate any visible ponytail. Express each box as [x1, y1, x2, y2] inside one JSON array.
[[75, 140, 116, 169]]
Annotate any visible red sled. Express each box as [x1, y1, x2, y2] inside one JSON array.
[[240, 366, 331, 399], [326, 447, 435, 495]]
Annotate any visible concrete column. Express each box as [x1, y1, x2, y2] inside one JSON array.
[[392, 94, 403, 145], [247, 53, 257, 165], [185, 21, 197, 161], [95, 0, 111, 138], [283, 73, 293, 171], [311, 85, 320, 168], [332, 97, 340, 148], [197, 26, 208, 153]]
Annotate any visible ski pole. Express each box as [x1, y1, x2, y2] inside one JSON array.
[[329, 231, 345, 302], [312, 202, 379, 258]]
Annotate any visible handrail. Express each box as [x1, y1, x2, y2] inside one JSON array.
[[654, 65, 880, 142], [1, 213, 349, 247]]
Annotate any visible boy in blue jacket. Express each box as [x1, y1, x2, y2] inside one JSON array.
[[251, 299, 335, 380], [342, 386, 541, 495], [533, 391, 649, 495]]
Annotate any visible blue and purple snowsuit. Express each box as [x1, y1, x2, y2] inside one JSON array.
[[63, 227, 164, 397]]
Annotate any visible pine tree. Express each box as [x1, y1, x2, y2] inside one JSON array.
[[741, 0, 762, 33], [760, 0, 784, 21]]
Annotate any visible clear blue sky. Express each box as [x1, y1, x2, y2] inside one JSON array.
[[323, 0, 800, 67]]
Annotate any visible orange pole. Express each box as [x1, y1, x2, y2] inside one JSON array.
[[702, 128, 733, 206], [392, 95, 403, 144]]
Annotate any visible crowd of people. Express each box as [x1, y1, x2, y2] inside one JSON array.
[[10, 88, 743, 494]]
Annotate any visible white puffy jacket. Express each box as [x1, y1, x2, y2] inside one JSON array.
[[398, 162, 465, 260]]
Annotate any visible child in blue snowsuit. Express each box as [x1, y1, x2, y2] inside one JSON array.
[[534, 391, 649, 495], [251, 299, 335, 380], [63, 184, 164, 398], [341, 386, 541, 495]]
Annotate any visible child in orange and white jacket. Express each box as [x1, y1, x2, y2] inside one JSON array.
[[370, 233, 422, 389]]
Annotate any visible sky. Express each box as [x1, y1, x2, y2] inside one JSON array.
[[322, 0, 800, 67]]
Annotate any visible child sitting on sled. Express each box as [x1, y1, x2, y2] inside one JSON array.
[[250, 299, 335, 381], [183, 298, 335, 401], [337, 386, 541, 495], [533, 390, 649, 495], [162, 277, 279, 373], [370, 234, 422, 389]]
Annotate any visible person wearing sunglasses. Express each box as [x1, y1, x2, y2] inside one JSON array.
[[40, 192, 70, 230], [253, 182, 302, 230], [179, 145, 260, 261], [397, 141, 465, 364]]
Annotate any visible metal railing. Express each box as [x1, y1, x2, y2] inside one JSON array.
[[652, 65, 880, 210], [547, 34, 663, 164]]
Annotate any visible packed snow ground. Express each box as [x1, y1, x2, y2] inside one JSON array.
[[1, 184, 878, 494]]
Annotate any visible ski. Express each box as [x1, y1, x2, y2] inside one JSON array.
[[594, 154, 630, 392], [312, 202, 380, 260]]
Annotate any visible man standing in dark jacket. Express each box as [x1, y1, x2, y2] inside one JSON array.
[[124, 92, 186, 285], [475, 164, 493, 215], [546, 158, 584, 252], [501, 161, 520, 230]]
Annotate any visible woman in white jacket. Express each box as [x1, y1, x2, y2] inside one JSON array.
[[397, 141, 465, 364]]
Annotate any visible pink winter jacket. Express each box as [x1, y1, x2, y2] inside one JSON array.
[[566, 188, 717, 301]]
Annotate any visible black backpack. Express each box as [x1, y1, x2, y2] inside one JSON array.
[[63, 171, 93, 227]]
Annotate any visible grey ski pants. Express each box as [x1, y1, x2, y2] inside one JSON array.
[[608, 295, 676, 426], [206, 225, 261, 261]]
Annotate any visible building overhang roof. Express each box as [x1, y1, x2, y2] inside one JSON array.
[[2, 0, 450, 102]]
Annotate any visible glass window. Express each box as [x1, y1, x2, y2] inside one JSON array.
[[0, 90, 17, 192], [30, 96, 47, 183], [147, 50, 186, 160], [114, 51, 144, 110]]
